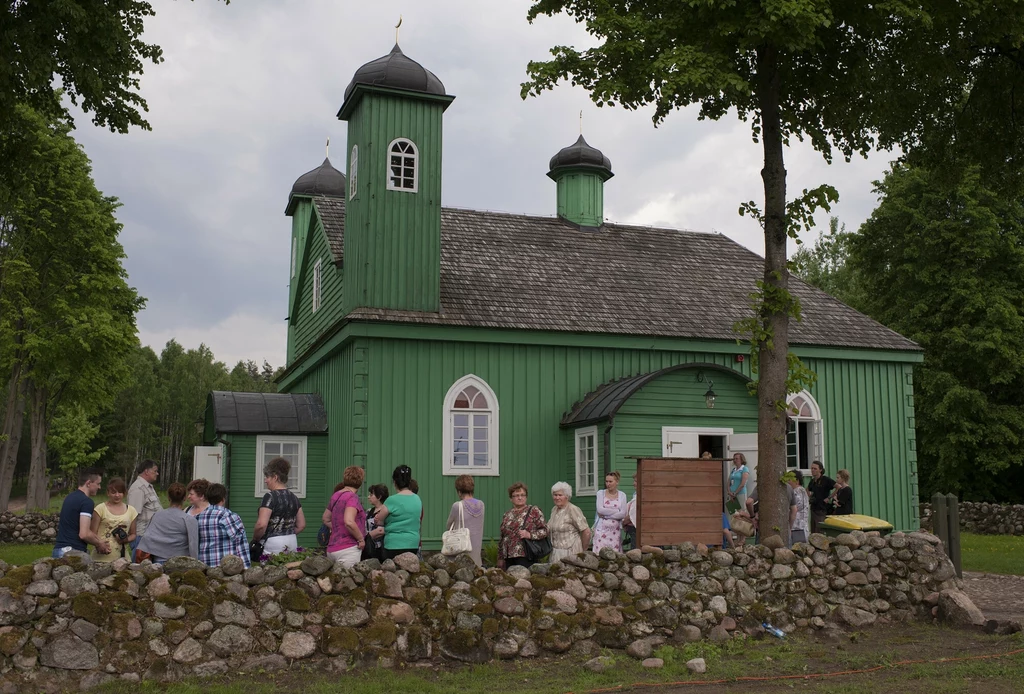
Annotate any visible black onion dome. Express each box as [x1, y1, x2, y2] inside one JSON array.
[[548, 135, 613, 177], [343, 44, 446, 102], [291, 157, 346, 198]]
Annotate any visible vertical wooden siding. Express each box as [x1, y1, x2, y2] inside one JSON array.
[[276, 334, 920, 550], [800, 357, 919, 530], [290, 217, 344, 361], [362, 341, 755, 548], [344, 94, 443, 313], [224, 433, 327, 550], [608, 368, 759, 511], [285, 202, 312, 365]]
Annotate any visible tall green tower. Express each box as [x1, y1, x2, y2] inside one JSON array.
[[547, 135, 614, 228], [337, 44, 455, 313]]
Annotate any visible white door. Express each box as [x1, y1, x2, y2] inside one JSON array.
[[727, 433, 758, 495], [192, 445, 225, 484], [661, 427, 734, 458]]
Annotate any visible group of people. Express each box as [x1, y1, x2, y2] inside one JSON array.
[[53, 456, 306, 569], [53, 451, 857, 570], [728, 456, 854, 547]]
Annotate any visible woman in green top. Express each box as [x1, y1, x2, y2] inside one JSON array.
[[375, 464, 422, 559]]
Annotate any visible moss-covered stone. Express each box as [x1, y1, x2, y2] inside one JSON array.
[[317, 595, 346, 616], [106, 591, 135, 613], [178, 585, 213, 619], [363, 620, 397, 647], [323, 626, 360, 655], [0, 565, 33, 594], [164, 620, 188, 641], [511, 617, 530, 632], [281, 589, 310, 612], [175, 569, 209, 590], [348, 587, 368, 604], [0, 629, 26, 656], [72, 592, 108, 626], [528, 575, 565, 591], [481, 618, 500, 636], [405, 589, 427, 608], [616, 592, 634, 606], [471, 602, 493, 615], [273, 578, 293, 591], [156, 594, 184, 608]]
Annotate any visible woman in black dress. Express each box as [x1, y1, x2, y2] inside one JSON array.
[[828, 469, 854, 515]]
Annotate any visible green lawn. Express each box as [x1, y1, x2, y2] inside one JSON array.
[[0, 544, 51, 566], [10, 488, 172, 515], [960, 532, 1024, 575]]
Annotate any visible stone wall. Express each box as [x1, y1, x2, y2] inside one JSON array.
[[920, 502, 1024, 536], [0, 513, 58, 545], [0, 531, 978, 691]]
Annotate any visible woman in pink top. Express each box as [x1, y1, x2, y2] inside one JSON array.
[[322, 466, 367, 568]]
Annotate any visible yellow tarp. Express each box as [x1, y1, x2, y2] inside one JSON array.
[[819, 514, 894, 532]]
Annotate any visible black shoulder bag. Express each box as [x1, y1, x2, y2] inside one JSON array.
[[520, 506, 552, 561]]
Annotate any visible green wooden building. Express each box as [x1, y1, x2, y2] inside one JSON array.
[[203, 43, 923, 549]]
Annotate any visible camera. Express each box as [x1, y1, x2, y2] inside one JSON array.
[[111, 527, 129, 543]]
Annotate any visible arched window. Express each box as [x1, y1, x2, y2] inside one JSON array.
[[387, 138, 418, 192], [786, 390, 824, 472], [349, 145, 358, 199], [442, 375, 499, 476]]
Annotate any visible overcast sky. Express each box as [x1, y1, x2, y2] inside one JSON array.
[[70, 1, 896, 368]]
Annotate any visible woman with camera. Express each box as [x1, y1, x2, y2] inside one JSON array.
[[91, 477, 138, 562]]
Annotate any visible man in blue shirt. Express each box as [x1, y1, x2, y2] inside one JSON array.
[[53, 468, 111, 558], [197, 483, 251, 568]]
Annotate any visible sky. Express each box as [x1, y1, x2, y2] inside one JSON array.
[[70, 0, 897, 368]]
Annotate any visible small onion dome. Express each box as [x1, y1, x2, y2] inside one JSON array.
[[291, 157, 346, 198], [286, 157, 345, 215], [547, 134, 614, 180], [343, 44, 446, 103]]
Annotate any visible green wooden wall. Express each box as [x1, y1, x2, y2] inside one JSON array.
[[343, 91, 446, 313], [223, 432, 328, 550], [601, 368, 760, 515], [555, 169, 606, 227], [288, 212, 344, 364], [278, 331, 920, 550]]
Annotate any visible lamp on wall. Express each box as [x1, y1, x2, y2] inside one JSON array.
[[695, 371, 717, 409]]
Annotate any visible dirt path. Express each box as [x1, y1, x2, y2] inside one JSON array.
[[5, 497, 26, 513], [962, 571, 1024, 623]]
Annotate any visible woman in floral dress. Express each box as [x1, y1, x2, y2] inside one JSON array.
[[592, 471, 627, 553]]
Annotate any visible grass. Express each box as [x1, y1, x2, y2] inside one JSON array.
[[9, 488, 172, 515], [0, 543, 52, 565], [961, 533, 1024, 575]]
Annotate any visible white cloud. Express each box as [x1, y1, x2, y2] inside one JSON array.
[[139, 311, 287, 368]]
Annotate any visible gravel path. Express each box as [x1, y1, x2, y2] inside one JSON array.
[[962, 571, 1024, 623]]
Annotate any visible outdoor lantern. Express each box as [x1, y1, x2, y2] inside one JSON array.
[[704, 381, 717, 409], [695, 370, 717, 409]]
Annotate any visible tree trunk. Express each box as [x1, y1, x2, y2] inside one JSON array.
[[0, 362, 27, 511], [26, 379, 50, 512], [755, 43, 791, 544]]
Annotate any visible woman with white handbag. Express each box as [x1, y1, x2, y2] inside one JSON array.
[[442, 475, 485, 565]]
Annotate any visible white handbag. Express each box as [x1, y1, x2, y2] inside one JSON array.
[[441, 502, 472, 556]]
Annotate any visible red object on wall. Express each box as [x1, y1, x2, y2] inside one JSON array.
[[735, 354, 745, 363]]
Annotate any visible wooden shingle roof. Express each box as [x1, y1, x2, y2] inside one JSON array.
[[313, 200, 919, 352]]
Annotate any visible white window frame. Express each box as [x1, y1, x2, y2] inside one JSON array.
[[786, 390, 824, 472], [575, 426, 599, 496], [254, 435, 307, 498], [386, 138, 419, 193], [442, 374, 499, 476], [312, 258, 322, 313], [349, 145, 358, 199]]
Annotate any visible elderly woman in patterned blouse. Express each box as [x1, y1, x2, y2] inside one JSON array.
[[547, 481, 591, 563]]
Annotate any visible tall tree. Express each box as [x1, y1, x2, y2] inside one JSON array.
[[850, 164, 1024, 502], [0, 103, 143, 510], [522, 1, 1024, 539]]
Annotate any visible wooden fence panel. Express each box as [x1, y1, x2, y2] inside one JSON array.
[[637, 457, 723, 547]]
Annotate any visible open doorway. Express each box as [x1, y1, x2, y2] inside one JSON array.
[[698, 434, 726, 459]]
